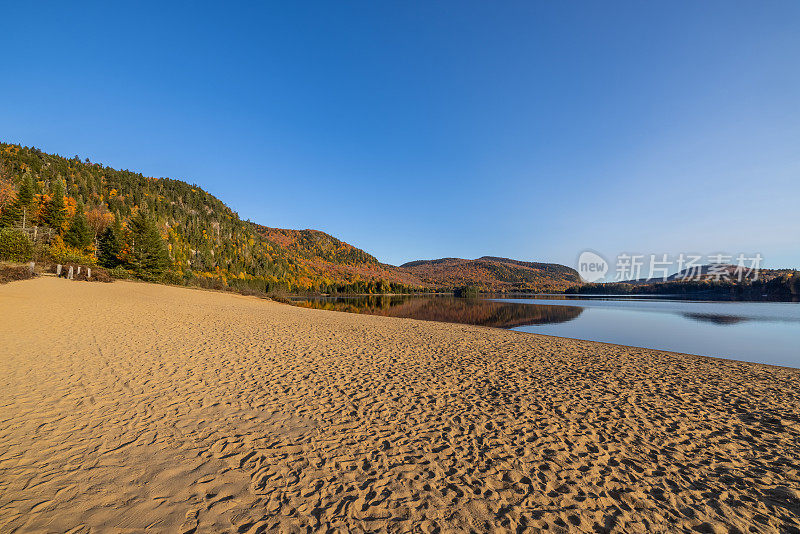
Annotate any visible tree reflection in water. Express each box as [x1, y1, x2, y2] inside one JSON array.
[[291, 295, 583, 329], [682, 313, 750, 325]]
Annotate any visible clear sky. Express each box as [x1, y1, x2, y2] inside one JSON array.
[[2, 1, 799, 271]]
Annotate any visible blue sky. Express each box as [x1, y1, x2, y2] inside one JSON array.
[[2, 1, 799, 271]]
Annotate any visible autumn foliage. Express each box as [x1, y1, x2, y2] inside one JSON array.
[[0, 142, 421, 293]]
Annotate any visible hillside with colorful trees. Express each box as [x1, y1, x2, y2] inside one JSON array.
[[251, 225, 423, 287], [0, 142, 421, 294], [0, 142, 586, 295], [402, 256, 582, 292]]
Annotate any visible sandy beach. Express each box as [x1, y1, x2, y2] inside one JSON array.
[[1, 277, 799, 533]]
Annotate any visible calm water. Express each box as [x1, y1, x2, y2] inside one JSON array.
[[292, 295, 800, 368]]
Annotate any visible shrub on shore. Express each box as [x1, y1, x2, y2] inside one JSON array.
[[74, 266, 113, 283], [0, 262, 36, 284], [160, 270, 183, 285], [0, 229, 33, 262], [453, 285, 480, 298], [46, 243, 97, 266], [108, 266, 133, 279]]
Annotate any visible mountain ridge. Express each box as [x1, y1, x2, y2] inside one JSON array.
[[401, 256, 580, 292]]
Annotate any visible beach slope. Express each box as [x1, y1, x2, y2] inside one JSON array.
[[1, 278, 798, 532]]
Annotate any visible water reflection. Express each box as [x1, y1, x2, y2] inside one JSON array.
[[292, 294, 800, 367], [292, 295, 584, 329], [682, 313, 750, 325]]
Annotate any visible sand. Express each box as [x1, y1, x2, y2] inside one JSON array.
[[1, 278, 799, 533]]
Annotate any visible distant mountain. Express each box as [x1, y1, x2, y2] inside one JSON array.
[[569, 266, 800, 301], [620, 264, 793, 285], [401, 256, 581, 292]]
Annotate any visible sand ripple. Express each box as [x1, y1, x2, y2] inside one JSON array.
[[1, 278, 799, 532]]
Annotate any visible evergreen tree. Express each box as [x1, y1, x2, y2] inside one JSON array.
[[64, 203, 92, 249], [17, 172, 34, 207], [16, 172, 35, 227], [98, 218, 123, 268], [129, 212, 170, 277], [44, 179, 67, 232], [0, 171, 34, 228], [0, 197, 21, 228]]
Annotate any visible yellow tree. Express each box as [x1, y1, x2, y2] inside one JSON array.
[[85, 205, 115, 238], [0, 178, 16, 213]]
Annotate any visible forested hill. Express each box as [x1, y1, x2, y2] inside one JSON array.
[[0, 142, 418, 293], [250, 224, 423, 287], [0, 142, 583, 294], [401, 256, 581, 292], [252, 225, 379, 264]]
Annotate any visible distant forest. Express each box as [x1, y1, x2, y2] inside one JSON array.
[[568, 275, 800, 301]]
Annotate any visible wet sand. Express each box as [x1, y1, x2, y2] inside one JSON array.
[[1, 277, 799, 533]]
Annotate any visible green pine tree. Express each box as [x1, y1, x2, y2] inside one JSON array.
[[0, 198, 21, 228], [17, 172, 34, 207], [64, 203, 92, 249], [98, 218, 123, 268], [17, 172, 36, 227], [129, 212, 170, 278], [44, 179, 67, 232], [0, 172, 34, 228]]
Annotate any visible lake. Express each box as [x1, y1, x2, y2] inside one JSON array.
[[291, 294, 800, 369]]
